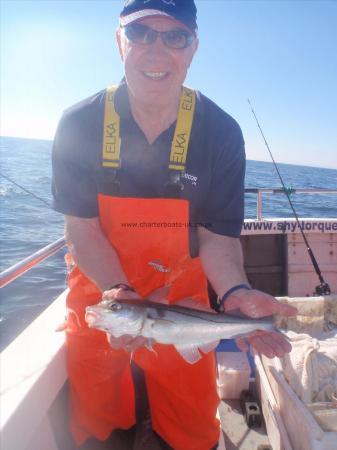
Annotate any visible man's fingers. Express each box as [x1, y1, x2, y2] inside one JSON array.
[[114, 289, 140, 300], [107, 334, 132, 348], [267, 331, 292, 353], [107, 334, 122, 348], [258, 333, 290, 358], [102, 288, 140, 301], [247, 330, 292, 358], [124, 336, 148, 352], [132, 336, 148, 347], [248, 335, 275, 358], [249, 295, 296, 317], [258, 295, 298, 317], [275, 302, 298, 317], [107, 334, 149, 351]]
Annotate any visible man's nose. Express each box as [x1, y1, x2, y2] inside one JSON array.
[[147, 32, 169, 52]]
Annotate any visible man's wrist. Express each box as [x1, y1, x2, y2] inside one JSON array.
[[220, 283, 251, 310]]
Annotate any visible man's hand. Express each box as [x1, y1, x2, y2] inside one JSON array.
[[224, 288, 298, 358], [102, 285, 141, 302], [106, 334, 152, 352]]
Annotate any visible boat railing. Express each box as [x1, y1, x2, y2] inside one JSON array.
[[245, 187, 337, 221], [0, 188, 336, 288], [0, 237, 66, 288]]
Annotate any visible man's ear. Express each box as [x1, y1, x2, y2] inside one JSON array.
[[193, 36, 199, 55], [116, 27, 124, 61], [187, 36, 199, 68]]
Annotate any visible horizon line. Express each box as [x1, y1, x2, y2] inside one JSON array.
[[1, 134, 336, 171]]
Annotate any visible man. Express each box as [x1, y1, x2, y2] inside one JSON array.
[[52, 1, 296, 449]]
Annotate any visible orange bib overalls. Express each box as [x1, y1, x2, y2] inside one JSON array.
[[65, 87, 220, 450]]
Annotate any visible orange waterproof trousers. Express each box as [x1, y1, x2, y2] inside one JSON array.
[[66, 196, 220, 449]]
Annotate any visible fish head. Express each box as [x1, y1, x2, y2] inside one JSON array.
[[85, 299, 145, 337]]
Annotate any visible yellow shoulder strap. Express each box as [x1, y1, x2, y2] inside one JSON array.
[[102, 86, 120, 168], [102, 85, 196, 173], [168, 86, 196, 172]]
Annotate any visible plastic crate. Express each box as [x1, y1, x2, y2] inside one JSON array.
[[216, 351, 250, 399]]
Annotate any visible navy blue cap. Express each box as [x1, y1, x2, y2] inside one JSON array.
[[120, 0, 197, 32]]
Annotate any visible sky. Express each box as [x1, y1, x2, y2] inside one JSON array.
[[1, 0, 337, 169]]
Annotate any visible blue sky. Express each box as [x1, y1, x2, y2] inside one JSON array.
[[1, 0, 337, 168]]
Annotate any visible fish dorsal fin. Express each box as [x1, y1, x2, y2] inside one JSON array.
[[198, 340, 220, 354], [174, 297, 216, 313], [174, 343, 202, 364]]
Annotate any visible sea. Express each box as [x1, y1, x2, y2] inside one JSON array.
[[1, 135, 336, 351]]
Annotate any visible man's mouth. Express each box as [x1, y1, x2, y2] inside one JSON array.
[[142, 71, 169, 80]]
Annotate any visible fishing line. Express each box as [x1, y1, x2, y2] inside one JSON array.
[[0, 172, 51, 207], [247, 99, 331, 296]]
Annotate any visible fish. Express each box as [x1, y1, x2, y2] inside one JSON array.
[[85, 298, 275, 364]]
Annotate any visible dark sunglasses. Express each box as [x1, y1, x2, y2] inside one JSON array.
[[123, 23, 195, 49]]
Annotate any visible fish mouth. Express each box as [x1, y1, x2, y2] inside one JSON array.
[[85, 309, 101, 326]]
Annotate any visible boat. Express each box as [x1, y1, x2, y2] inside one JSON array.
[[1, 188, 336, 450]]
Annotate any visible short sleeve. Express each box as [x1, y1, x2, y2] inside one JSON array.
[[51, 112, 99, 218], [199, 125, 245, 237]]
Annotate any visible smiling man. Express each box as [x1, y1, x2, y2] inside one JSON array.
[[52, 1, 296, 449]]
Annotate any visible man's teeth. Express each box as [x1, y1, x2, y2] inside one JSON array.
[[143, 72, 167, 79]]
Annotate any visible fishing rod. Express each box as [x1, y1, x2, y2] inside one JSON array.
[[0, 172, 51, 207], [247, 99, 331, 296]]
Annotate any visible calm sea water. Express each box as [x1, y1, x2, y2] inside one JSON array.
[[1, 136, 336, 350]]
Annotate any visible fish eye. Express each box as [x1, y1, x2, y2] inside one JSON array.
[[109, 302, 122, 312]]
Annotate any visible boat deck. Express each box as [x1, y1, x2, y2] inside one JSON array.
[[48, 380, 270, 450], [219, 400, 270, 450]]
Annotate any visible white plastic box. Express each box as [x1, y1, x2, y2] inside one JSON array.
[[256, 353, 337, 450], [216, 351, 250, 399], [255, 295, 337, 450]]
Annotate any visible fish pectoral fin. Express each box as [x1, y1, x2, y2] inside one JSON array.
[[198, 340, 220, 354], [174, 344, 201, 364], [148, 317, 175, 330]]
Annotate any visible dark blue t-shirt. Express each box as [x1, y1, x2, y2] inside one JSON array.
[[52, 83, 245, 254]]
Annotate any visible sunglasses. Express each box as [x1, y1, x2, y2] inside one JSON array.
[[123, 23, 195, 49]]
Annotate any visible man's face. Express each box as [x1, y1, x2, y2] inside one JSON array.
[[117, 16, 198, 108]]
